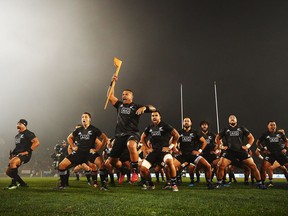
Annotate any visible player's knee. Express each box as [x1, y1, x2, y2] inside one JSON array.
[[58, 162, 66, 170]]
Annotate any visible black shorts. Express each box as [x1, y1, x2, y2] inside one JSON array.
[[66, 151, 90, 166], [17, 154, 32, 165], [88, 152, 101, 163], [202, 153, 218, 164], [264, 152, 288, 166], [175, 153, 199, 165], [110, 134, 140, 158], [222, 149, 250, 162], [120, 148, 130, 163], [145, 151, 168, 166]]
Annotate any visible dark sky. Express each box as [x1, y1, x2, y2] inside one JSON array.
[[1, 0, 288, 169]]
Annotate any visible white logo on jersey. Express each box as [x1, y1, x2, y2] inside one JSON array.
[[267, 135, 279, 143], [120, 107, 131, 115], [15, 134, 24, 144], [149, 128, 161, 136], [182, 136, 192, 142], [229, 131, 240, 136], [78, 132, 91, 140]]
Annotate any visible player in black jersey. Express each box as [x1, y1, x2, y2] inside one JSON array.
[[198, 120, 220, 183], [107, 74, 156, 183], [140, 111, 180, 191], [256, 121, 288, 185], [5, 119, 40, 190], [215, 115, 265, 189], [56, 112, 109, 190], [173, 118, 213, 189]]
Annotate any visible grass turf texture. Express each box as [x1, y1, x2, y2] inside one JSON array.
[[0, 177, 287, 216]]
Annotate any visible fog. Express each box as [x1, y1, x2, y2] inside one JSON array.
[[1, 0, 288, 172]]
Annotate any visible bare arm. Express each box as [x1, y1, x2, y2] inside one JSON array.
[[136, 105, 157, 115], [67, 133, 78, 151], [108, 74, 119, 106], [31, 137, 40, 151], [94, 133, 108, 152], [140, 132, 150, 149], [198, 137, 207, 153], [242, 133, 254, 151], [162, 129, 180, 153]]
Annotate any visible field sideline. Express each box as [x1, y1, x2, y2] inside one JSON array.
[[0, 177, 287, 216]]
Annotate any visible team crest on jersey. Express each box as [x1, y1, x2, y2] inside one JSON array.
[[120, 107, 131, 115], [150, 127, 163, 136], [15, 134, 24, 144], [266, 135, 279, 143], [182, 136, 192, 142], [78, 131, 92, 140], [229, 131, 240, 136]]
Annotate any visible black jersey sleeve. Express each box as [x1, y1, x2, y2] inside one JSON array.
[[257, 132, 266, 145], [280, 132, 287, 143], [94, 127, 102, 138], [218, 128, 226, 139], [114, 100, 121, 109], [144, 126, 150, 136], [72, 127, 80, 138], [26, 130, 36, 141], [163, 122, 174, 134], [241, 126, 251, 137]]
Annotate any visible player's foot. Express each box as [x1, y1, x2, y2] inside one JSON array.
[[188, 181, 194, 187], [268, 182, 274, 187], [257, 183, 267, 190], [131, 171, 138, 183], [118, 173, 125, 184], [100, 185, 109, 191], [4, 184, 18, 190], [141, 184, 155, 190], [172, 185, 179, 192], [17, 183, 29, 188], [54, 186, 65, 190], [162, 182, 172, 190], [93, 181, 99, 188]]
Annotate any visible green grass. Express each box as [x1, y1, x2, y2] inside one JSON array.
[[0, 177, 287, 216]]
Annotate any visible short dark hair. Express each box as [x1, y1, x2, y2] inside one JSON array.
[[200, 120, 209, 127], [267, 120, 276, 125], [123, 89, 133, 93], [83, 112, 91, 118], [152, 110, 161, 116]]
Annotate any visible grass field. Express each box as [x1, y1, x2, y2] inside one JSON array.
[[0, 176, 287, 216]]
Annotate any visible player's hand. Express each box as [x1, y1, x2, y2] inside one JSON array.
[[112, 74, 118, 82], [192, 150, 199, 155], [172, 147, 180, 154], [72, 146, 78, 151], [162, 147, 172, 153], [282, 148, 287, 155], [242, 146, 249, 151], [136, 106, 146, 115]]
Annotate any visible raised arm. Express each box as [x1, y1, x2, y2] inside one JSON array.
[[108, 74, 119, 106]]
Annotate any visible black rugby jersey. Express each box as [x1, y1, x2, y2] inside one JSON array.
[[13, 129, 36, 155], [144, 121, 173, 152], [201, 131, 216, 154], [114, 101, 145, 136], [72, 125, 102, 152], [178, 129, 202, 153], [258, 131, 287, 153], [218, 125, 250, 151]]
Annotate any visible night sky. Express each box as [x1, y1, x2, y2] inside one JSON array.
[[1, 0, 288, 169]]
